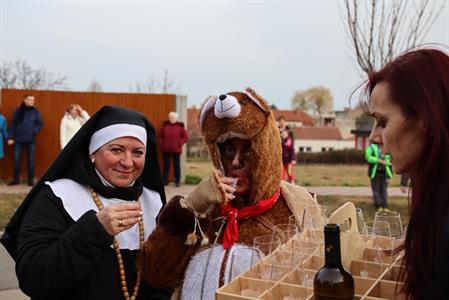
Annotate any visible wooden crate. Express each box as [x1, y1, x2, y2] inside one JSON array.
[[216, 202, 405, 300]]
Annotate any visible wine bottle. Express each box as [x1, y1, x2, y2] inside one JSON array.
[[313, 223, 354, 300]]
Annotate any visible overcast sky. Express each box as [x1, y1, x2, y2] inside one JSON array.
[[1, 0, 448, 110]]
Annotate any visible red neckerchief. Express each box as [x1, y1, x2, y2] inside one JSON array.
[[220, 187, 281, 249]]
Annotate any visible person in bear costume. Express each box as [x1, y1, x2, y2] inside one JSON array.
[[139, 88, 321, 299]]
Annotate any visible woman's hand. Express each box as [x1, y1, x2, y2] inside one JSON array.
[[96, 202, 142, 236]]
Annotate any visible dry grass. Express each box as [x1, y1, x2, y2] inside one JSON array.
[[186, 161, 402, 187], [0, 193, 27, 231], [318, 195, 409, 226]]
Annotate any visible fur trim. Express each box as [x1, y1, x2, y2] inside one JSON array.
[[280, 181, 319, 227]]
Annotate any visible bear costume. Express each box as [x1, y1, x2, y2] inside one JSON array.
[[139, 88, 320, 299]]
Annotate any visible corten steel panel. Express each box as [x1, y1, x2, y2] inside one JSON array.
[[0, 89, 176, 181]]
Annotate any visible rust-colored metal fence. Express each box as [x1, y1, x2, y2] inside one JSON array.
[[0, 88, 176, 181]]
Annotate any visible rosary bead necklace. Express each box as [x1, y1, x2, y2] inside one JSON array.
[[89, 187, 144, 300]]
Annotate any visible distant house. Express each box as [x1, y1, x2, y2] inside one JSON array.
[[272, 109, 315, 128], [186, 107, 208, 158], [350, 119, 374, 150], [293, 127, 354, 153]]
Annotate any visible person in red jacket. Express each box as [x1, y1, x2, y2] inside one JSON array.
[[158, 112, 188, 187]]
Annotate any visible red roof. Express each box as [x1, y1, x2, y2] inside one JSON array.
[[292, 127, 343, 140], [273, 109, 314, 126]]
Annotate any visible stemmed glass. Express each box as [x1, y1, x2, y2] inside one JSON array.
[[298, 205, 327, 242], [360, 221, 391, 277], [272, 223, 300, 270], [355, 207, 366, 234], [228, 246, 261, 281], [374, 210, 403, 239], [294, 241, 319, 287], [374, 210, 404, 257], [253, 235, 282, 281]]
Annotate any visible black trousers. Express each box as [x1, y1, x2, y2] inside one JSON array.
[[163, 152, 180, 184], [371, 171, 388, 208]]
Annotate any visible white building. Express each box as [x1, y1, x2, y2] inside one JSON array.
[[292, 127, 354, 153]]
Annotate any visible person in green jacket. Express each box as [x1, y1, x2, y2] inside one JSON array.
[[365, 143, 392, 211]]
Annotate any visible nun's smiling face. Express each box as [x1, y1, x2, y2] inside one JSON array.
[[91, 137, 146, 187]]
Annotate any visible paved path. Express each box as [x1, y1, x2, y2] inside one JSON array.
[[0, 183, 406, 298]]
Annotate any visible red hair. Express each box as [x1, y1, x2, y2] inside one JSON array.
[[362, 48, 449, 299]]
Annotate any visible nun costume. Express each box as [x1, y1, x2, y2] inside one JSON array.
[[1, 106, 170, 300]]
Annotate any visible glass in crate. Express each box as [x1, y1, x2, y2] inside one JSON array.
[[261, 282, 313, 300], [294, 241, 321, 287], [301, 205, 327, 230], [252, 235, 283, 281], [272, 224, 300, 270], [229, 246, 262, 281], [374, 210, 405, 265]]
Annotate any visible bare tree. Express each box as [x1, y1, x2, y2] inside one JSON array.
[[129, 70, 179, 94], [0, 60, 67, 89], [129, 79, 157, 93], [292, 86, 334, 115], [341, 0, 445, 75], [87, 78, 103, 92]]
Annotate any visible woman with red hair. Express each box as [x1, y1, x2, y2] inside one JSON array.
[[363, 47, 449, 299]]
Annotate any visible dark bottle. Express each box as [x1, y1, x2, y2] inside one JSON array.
[[313, 223, 354, 300]]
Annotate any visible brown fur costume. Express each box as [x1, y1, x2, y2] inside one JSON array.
[[139, 88, 317, 296]]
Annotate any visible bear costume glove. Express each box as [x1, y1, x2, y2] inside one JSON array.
[[180, 170, 236, 215]]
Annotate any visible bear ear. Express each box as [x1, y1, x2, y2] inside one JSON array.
[[244, 87, 270, 114], [198, 95, 217, 125]]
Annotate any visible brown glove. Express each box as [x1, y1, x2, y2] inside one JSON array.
[[180, 170, 235, 215]]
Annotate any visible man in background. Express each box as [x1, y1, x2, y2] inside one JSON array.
[[365, 143, 392, 211], [7, 94, 43, 186]]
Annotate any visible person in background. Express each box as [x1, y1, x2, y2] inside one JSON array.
[[277, 115, 290, 131], [281, 129, 296, 184], [0, 106, 169, 300], [7, 94, 43, 186], [60, 103, 90, 149], [364, 48, 449, 299], [0, 110, 8, 161], [365, 142, 392, 211], [158, 111, 188, 187]]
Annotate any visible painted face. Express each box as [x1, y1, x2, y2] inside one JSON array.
[[219, 138, 252, 195], [24, 96, 35, 107], [368, 82, 425, 174], [91, 136, 146, 187]]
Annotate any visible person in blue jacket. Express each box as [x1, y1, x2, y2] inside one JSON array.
[[365, 142, 392, 211], [0, 111, 8, 160], [7, 94, 43, 186]]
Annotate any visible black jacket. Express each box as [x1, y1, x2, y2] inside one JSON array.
[[16, 186, 170, 300]]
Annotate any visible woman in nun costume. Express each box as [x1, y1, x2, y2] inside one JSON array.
[[0, 106, 170, 300]]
